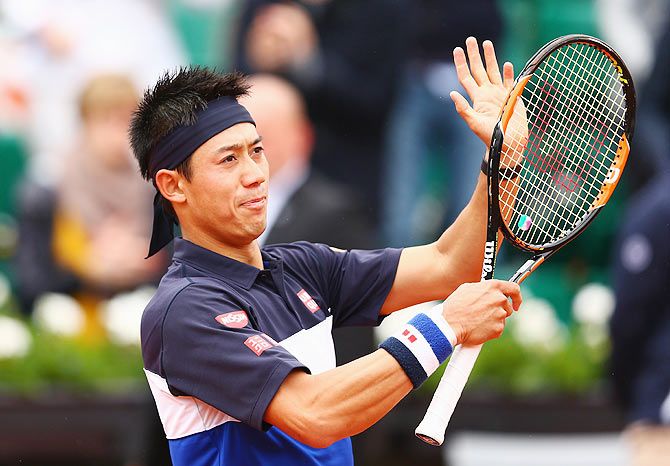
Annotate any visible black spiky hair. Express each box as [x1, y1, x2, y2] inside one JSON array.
[[129, 67, 250, 181]]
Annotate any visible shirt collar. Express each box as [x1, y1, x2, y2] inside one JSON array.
[[172, 237, 282, 289]]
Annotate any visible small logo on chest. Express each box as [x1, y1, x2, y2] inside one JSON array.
[[215, 311, 249, 328], [297, 289, 320, 313]]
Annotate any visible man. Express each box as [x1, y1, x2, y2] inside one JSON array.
[[132, 38, 521, 465]]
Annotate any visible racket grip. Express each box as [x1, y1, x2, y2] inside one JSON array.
[[414, 344, 483, 446]]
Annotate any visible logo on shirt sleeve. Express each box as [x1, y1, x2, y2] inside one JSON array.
[[244, 334, 275, 356], [297, 289, 320, 313], [215, 311, 249, 328]]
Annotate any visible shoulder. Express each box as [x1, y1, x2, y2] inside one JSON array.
[[264, 241, 345, 287], [264, 241, 339, 264], [144, 274, 245, 327]]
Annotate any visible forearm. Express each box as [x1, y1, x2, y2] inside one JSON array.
[[265, 349, 412, 447], [433, 170, 489, 286]]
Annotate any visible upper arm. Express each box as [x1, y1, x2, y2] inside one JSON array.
[[274, 242, 402, 327], [160, 284, 307, 431]]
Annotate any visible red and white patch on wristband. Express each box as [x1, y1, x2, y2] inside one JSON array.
[[297, 289, 320, 313], [402, 328, 417, 343], [397, 324, 440, 375], [244, 334, 275, 356], [215, 311, 249, 328]]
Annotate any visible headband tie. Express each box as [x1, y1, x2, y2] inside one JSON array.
[[146, 97, 255, 257]]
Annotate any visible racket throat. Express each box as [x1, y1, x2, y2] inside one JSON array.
[[510, 255, 547, 284]]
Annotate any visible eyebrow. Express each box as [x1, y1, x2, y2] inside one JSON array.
[[216, 136, 263, 153]]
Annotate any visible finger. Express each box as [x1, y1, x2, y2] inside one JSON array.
[[450, 91, 476, 124], [503, 62, 515, 89], [465, 36, 488, 85], [453, 47, 478, 98], [502, 299, 514, 317], [482, 40, 502, 85], [492, 280, 522, 310]]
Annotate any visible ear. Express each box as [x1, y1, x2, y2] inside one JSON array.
[[154, 169, 187, 205]]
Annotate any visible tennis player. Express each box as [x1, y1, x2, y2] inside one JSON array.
[[133, 37, 521, 466]]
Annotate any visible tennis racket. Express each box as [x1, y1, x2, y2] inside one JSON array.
[[415, 34, 636, 446]]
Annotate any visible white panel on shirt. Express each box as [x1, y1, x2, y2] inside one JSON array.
[[145, 316, 336, 439], [278, 316, 336, 375], [144, 369, 239, 439]]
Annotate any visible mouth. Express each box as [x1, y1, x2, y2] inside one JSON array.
[[240, 196, 267, 210]]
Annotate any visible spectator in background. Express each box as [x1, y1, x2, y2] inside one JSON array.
[[610, 164, 670, 465], [53, 75, 164, 294], [233, 0, 410, 230], [0, 0, 185, 188], [240, 74, 375, 251], [609, 14, 670, 465], [15, 74, 166, 318], [382, 0, 502, 246]]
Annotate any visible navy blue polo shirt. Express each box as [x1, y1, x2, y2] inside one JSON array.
[[142, 238, 402, 466]]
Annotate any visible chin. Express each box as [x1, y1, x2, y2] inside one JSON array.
[[248, 221, 267, 240]]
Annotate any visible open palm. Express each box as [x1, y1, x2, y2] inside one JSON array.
[[450, 37, 515, 147]]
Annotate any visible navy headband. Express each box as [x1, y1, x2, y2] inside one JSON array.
[[147, 96, 256, 257]]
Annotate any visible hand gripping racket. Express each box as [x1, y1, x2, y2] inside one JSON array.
[[415, 34, 636, 446]]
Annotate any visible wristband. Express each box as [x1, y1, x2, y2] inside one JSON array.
[[480, 158, 522, 180], [379, 304, 457, 389]]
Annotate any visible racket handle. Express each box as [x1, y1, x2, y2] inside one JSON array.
[[414, 344, 482, 446]]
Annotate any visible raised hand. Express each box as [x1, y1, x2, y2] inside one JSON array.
[[450, 37, 515, 146]]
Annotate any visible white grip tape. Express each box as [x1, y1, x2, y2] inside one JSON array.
[[414, 344, 483, 446]]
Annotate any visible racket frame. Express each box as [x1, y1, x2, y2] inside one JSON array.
[[491, 34, 636, 259]]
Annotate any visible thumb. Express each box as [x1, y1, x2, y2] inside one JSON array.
[[450, 91, 476, 124]]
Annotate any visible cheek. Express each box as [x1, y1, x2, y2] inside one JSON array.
[[195, 179, 237, 218]]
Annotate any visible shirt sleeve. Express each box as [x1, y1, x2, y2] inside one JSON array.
[[275, 242, 402, 328], [161, 282, 308, 431]]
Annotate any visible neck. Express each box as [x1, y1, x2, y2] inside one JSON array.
[[182, 229, 264, 269]]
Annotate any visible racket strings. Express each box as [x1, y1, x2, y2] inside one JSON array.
[[525, 45, 624, 241], [498, 42, 628, 247], [521, 46, 621, 194]]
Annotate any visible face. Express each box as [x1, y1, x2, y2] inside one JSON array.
[[178, 123, 269, 247], [84, 105, 136, 169]]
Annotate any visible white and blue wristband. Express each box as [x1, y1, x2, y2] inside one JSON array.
[[379, 304, 458, 388]]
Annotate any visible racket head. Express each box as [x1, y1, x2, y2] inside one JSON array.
[[488, 34, 635, 254]]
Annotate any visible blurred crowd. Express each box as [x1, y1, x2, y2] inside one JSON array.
[[0, 0, 669, 465]]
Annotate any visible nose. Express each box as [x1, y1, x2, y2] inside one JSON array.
[[240, 156, 266, 187]]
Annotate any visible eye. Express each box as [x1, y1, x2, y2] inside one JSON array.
[[220, 154, 237, 164], [252, 146, 265, 156]]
